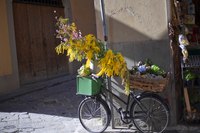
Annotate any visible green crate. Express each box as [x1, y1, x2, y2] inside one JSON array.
[[76, 76, 102, 96]]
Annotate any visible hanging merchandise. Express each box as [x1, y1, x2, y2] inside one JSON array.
[[175, 0, 200, 122], [178, 33, 190, 62], [188, 0, 195, 14], [129, 59, 169, 93]]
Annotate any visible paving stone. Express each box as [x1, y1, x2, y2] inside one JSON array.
[[18, 118, 32, 129], [0, 113, 11, 119], [19, 114, 30, 119], [31, 128, 55, 133], [19, 128, 34, 132], [18, 124, 32, 129], [31, 122, 45, 129], [1, 115, 18, 122], [0, 121, 8, 128], [6, 120, 19, 128], [19, 118, 31, 124], [11, 112, 28, 115], [1, 125, 18, 133]]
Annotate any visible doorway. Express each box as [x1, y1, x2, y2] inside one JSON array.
[[13, 0, 69, 85]]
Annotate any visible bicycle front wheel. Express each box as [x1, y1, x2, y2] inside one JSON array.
[[130, 94, 169, 133], [78, 97, 111, 133]]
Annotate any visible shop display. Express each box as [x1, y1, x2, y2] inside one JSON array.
[[129, 59, 169, 92], [177, 0, 200, 122]]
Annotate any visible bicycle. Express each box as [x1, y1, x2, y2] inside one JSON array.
[[77, 75, 170, 133]]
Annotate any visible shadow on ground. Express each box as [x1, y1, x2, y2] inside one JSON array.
[[0, 80, 84, 118]]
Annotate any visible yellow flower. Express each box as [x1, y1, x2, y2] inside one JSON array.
[[113, 62, 120, 75], [55, 17, 130, 95], [85, 59, 91, 68], [71, 23, 77, 31], [96, 68, 106, 77]]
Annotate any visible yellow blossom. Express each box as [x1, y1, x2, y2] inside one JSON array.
[[55, 17, 130, 95]]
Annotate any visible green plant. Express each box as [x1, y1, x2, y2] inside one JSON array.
[[129, 59, 167, 78], [183, 70, 196, 81]]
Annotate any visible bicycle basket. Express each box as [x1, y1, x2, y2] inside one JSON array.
[[76, 76, 102, 96], [129, 74, 169, 92]]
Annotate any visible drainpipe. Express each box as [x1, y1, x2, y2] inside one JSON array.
[[100, 0, 114, 129], [100, 0, 108, 48]]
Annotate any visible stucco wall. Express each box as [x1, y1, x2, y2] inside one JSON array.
[[63, 0, 97, 74], [94, 0, 177, 126], [70, 0, 96, 36], [95, 0, 171, 69], [0, 0, 12, 76], [0, 0, 20, 95]]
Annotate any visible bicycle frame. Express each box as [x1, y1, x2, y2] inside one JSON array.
[[101, 85, 155, 121], [79, 76, 170, 133], [102, 88, 130, 111], [101, 86, 146, 121]]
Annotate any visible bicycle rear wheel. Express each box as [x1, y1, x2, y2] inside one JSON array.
[[78, 97, 111, 133], [130, 94, 169, 133]]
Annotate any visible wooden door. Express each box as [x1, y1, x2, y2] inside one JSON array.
[[13, 1, 68, 85]]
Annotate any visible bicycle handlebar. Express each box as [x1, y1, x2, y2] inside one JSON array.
[[91, 73, 100, 79]]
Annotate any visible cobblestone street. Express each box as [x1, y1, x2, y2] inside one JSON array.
[[0, 77, 87, 133], [0, 76, 132, 133], [0, 76, 199, 133]]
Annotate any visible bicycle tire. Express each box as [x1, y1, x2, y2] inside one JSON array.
[[130, 93, 169, 133], [78, 97, 111, 133]]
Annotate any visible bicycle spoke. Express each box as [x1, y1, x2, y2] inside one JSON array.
[[78, 98, 110, 133], [150, 117, 159, 132], [85, 102, 93, 115], [93, 106, 101, 115], [92, 100, 97, 113], [131, 96, 169, 133]]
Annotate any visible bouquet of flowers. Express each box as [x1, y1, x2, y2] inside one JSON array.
[[55, 17, 130, 94]]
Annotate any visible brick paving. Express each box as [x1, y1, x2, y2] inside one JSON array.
[[0, 75, 199, 133]]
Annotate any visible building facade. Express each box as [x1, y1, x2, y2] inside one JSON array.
[[0, 0, 181, 125]]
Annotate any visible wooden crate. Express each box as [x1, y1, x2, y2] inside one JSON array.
[[129, 74, 169, 92]]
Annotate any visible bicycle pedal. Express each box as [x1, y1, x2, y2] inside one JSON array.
[[118, 108, 123, 114], [122, 111, 129, 114]]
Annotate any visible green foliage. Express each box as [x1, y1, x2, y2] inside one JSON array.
[[150, 65, 166, 76], [184, 70, 197, 81]]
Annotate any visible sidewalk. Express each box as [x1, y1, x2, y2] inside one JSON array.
[[0, 75, 199, 133]]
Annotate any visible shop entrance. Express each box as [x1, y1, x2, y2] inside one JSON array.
[[174, 0, 200, 122]]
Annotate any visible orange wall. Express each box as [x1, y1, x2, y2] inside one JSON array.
[[0, 0, 12, 76]]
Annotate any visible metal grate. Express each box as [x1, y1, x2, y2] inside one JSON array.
[[182, 55, 200, 68], [13, 0, 63, 7]]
